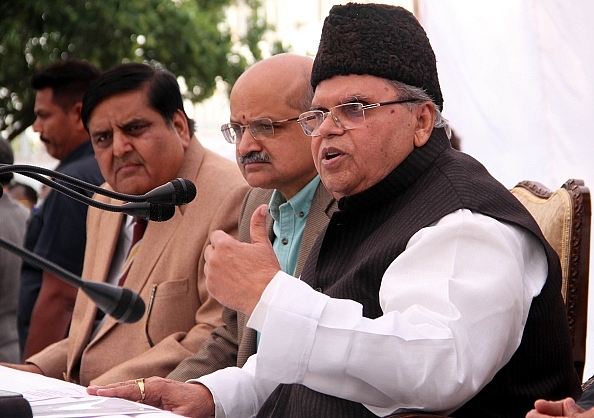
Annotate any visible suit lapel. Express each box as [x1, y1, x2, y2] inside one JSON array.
[[69, 209, 123, 371], [295, 183, 336, 277]]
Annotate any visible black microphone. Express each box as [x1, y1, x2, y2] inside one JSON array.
[[0, 170, 175, 222], [0, 164, 196, 205], [0, 237, 145, 324], [143, 178, 196, 205], [120, 202, 176, 222]]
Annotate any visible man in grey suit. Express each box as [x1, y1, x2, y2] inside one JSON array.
[[0, 138, 30, 363], [167, 52, 336, 380], [87, 53, 336, 415]]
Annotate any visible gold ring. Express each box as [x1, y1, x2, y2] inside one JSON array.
[[135, 378, 146, 402]]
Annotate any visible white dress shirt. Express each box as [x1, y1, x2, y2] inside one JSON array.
[[195, 209, 548, 417]]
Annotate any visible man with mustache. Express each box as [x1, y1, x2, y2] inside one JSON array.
[[85, 53, 337, 416], [4, 62, 248, 386], [17, 60, 105, 361], [165, 53, 336, 383], [85, 5, 578, 416]]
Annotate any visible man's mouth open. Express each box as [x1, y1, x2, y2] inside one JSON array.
[[323, 148, 342, 161]]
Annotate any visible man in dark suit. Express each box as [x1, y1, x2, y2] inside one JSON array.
[[18, 60, 104, 360]]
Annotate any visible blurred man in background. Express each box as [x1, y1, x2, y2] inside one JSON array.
[[0, 138, 29, 363], [8, 182, 38, 211], [17, 60, 104, 361]]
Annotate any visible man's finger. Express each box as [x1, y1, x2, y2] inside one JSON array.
[[87, 380, 134, 394], [249, 204, 269, 244], [92, 383, 139, 400], [533, 398, 570, 414], [209, 229, 230, 248]]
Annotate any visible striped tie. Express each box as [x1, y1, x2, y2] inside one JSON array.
[[118, 217, 148, 286]]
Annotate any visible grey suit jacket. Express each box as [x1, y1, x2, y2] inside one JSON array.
[[168, 181, 336, 381], [0, 193, 29, 362]]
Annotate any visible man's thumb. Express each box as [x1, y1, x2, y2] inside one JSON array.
[[249, 204, 269, 244]]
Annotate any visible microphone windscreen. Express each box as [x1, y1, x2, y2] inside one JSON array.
[[150, 204, 175, 221], [111, 288, 146, 323], [81, 281, 146, 323], [172, 178, 197, 205]]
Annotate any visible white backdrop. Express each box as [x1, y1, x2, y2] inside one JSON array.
[[418, 0, 594, 380]]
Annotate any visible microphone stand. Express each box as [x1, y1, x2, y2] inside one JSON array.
[[1, 167, 175, 222], [0, 164, 195, 205], [0, 163, 145, 202], [0, 163, 197, 320], [0, 236, 145, 324]]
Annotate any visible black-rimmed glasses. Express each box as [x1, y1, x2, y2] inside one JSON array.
[[221, 116, 300, 144], [297, 98, 420, 136]]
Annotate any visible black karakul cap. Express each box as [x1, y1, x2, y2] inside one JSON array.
[[311, 3, 443, 110]]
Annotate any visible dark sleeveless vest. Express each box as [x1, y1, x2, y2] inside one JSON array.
[[256, 128, 580, 418]]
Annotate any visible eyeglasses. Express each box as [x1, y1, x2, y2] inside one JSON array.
[[297, 98, 420, 136], [221, 116, 300, 144]]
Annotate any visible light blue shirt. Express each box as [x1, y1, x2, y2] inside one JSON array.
[[269, 175, 320, 276]]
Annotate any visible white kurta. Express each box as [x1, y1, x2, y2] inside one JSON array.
[[195, 209, 548, 417]]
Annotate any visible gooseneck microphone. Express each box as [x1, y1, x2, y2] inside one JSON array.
[[0, 163, 195, 321], [8, 170, 175, 221], [0, 237, 145, 323], [143, 178, 197, 205], [0, 164, 197, 205], [0, 165, 197, 221]]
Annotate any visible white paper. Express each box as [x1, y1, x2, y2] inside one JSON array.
[[0, 366, 181, 417]]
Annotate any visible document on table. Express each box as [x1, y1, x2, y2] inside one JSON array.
[[0, 365, 179, 417], [29, 397, 163, 417]]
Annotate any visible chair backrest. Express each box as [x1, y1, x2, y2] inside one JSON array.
[[511, 179, 591, 381]]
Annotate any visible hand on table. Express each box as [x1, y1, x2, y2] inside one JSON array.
[[87, 376, 215, 418]]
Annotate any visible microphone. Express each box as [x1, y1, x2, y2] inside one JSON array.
[[120, 202, 176, 222], [143, 178, 196, 205], [0, 169, 175, 221], [0, 164, 196, 205], [0, 237, 145, 324]]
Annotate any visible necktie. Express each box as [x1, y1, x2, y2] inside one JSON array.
[[118, 217, 148, 286]]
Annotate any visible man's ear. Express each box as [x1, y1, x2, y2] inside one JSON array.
[[70, 102, 87, 131], [172, 109, 191, 148], [71, 102, 83, 121], [413, 102, 435, 147]]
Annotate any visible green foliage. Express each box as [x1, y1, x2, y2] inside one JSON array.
[[0, 0, 276, 141]]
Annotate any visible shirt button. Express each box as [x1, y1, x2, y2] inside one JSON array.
[[281, 238, 289, 245], [298, 211, 305, 217]]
